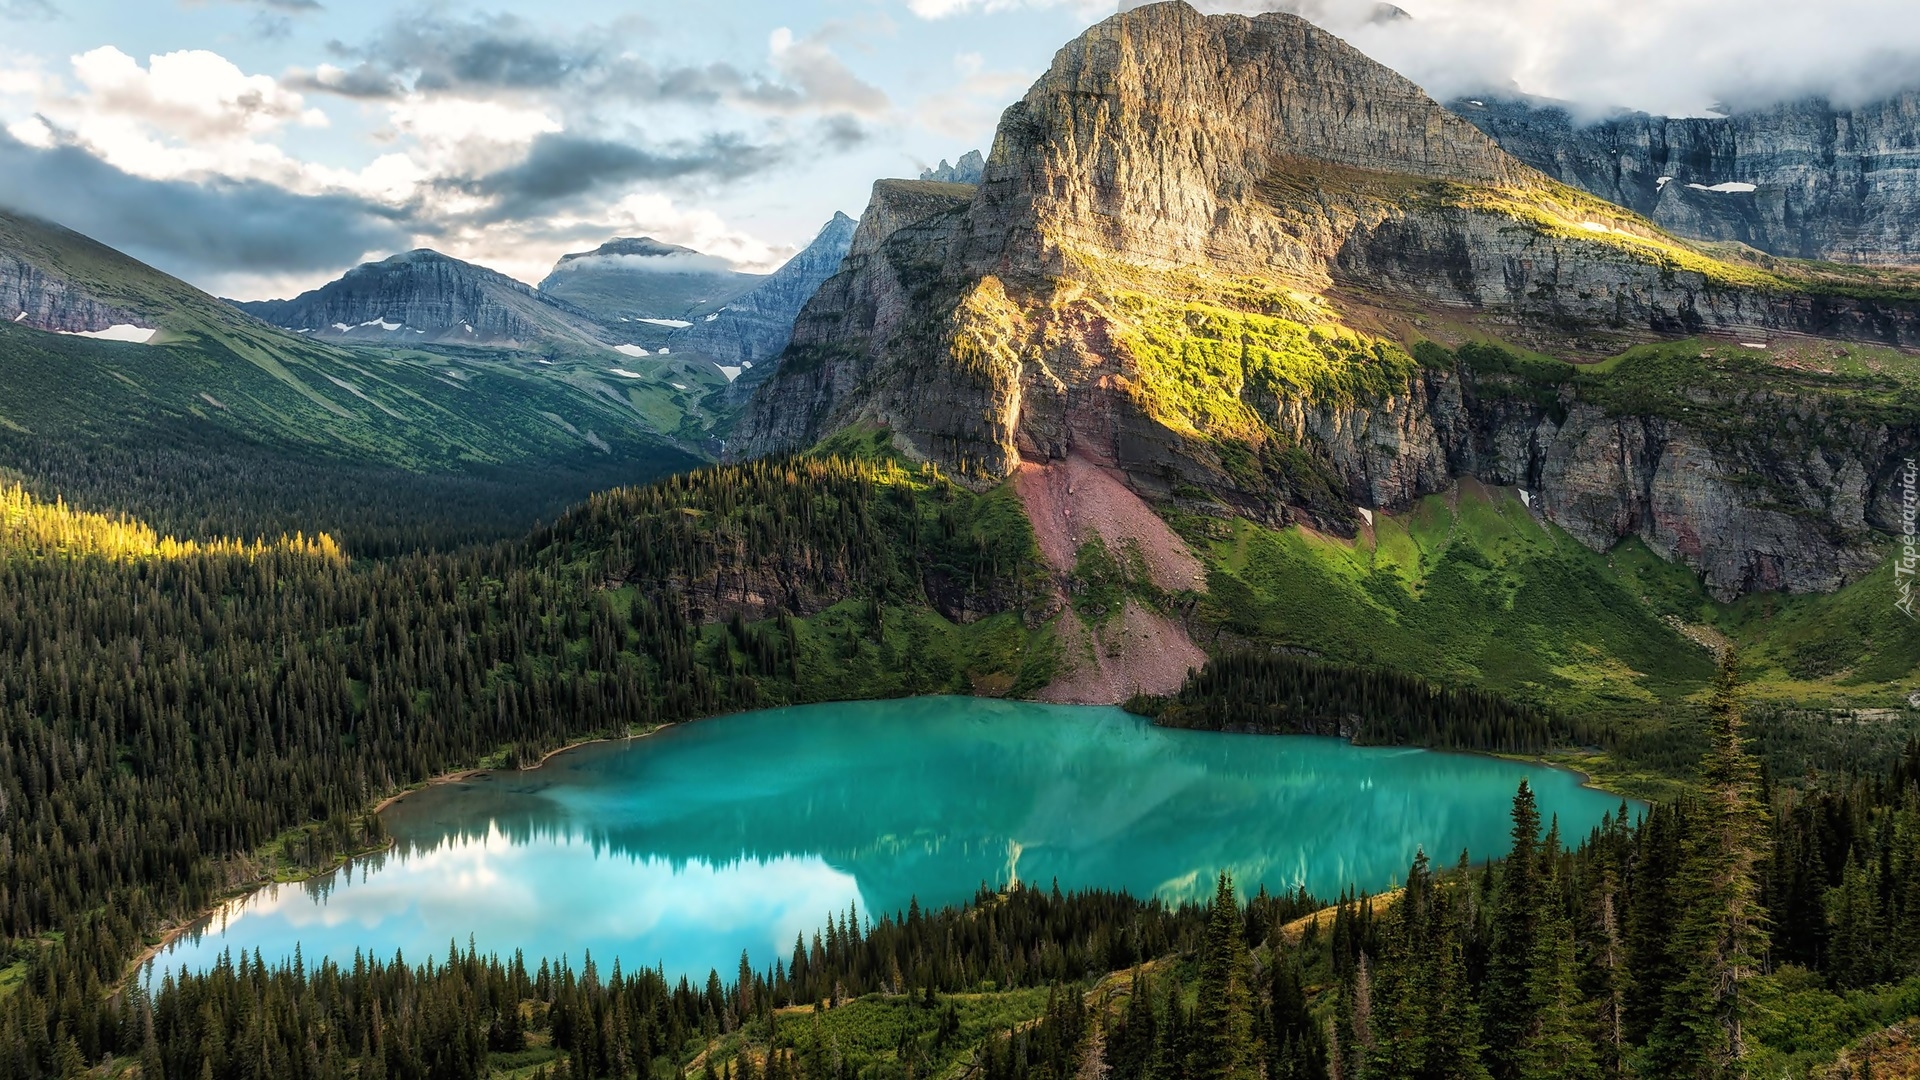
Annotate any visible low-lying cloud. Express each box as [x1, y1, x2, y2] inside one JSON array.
[[314, 12, 892, 117], [0, 128, 409, 290], [463, 132, 781, 220], [1098, 0, 1920, 117], [552, 251, 739, 276]]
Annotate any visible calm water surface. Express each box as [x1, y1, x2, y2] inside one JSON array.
[[154, 698, 1630, 981]]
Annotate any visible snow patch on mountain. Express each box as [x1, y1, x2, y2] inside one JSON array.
[[57, 324, 157, 343]]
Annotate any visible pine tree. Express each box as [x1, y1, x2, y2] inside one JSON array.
[[1269, 951, 1327, 1080], [1364, 851, 1488, 1080], [1511, 867, 1597, 1080], [1482, 781, 1542, 1080], [1111, 969, 1158, 1080], [1150, 978, 1186, 1080], [1191, 874, 1258, 1080], [1079, 1010, 1112, 1080], [1644, 657, 1770, 1079]]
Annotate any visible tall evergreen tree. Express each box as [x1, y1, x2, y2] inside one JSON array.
[[1513, 864, 1598, 1080], [1191, 874, 1258, 1080], [1269, 951, 1328, 1080], [1363, 851, 1488, 1080], [1482, 782, 1543, 1080], [1644, 657, 1770, 1079]]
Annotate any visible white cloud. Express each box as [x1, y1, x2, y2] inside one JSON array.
[[69, 46, 324, 141], [1157, 0, 1920, 117], [914, 0, 1920, 117], [554, 251, 738, 276], [908, 0, 1109, 16], [5, 114, 52, 147], [597, 192, 794, 274], [397, 191, 792, 288], [914, 51, 1032, 141], [760, 26, 890, 115], [383, 96, 562, 192], [0, 46, 362, 191], [0, 44, 575, 219]]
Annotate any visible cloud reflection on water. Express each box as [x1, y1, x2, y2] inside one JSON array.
[[153, 699, 1632, 983]]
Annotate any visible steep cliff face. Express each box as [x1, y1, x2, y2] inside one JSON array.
[[738, 180, 979, 456], [0, 211, 174, 335], [1456, 92, 1920, 265], [240, 250, 616, 350], [738, 0, 1920, 599], [679, 212, 856, 372], [1, 255, 147, 334], [1268, 347, 1903, 599]]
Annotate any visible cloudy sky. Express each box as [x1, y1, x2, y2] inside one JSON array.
[[3, 0, 1916, 300]]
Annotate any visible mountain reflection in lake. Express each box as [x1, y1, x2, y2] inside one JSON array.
[[153, 698, 1631, 983]]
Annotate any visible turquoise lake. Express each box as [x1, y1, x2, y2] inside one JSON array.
[[151, 698, 1631, 982]]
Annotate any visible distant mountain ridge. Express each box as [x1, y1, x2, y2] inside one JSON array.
[[0, 209, 701, 543], [538, 236, 764, 325], [1453, 90, 1920, 265], [678, 212, 857, 377], [237, 249, 616, 350], [919, 151, 985, 184], [2, 208, 254, 343]]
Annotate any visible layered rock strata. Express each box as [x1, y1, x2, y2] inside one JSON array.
[[1457, 92, 1920, 265], [739, 1, 1920, 598]]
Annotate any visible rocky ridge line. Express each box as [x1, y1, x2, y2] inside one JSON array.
[[737, 1, 1920, 600]]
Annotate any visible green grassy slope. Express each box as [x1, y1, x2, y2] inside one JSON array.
[[1184, 478, 1920, 709], [1168, 477, 1920, 792], [1175, 480, 1720, 713], [0, 320, 703, 546]]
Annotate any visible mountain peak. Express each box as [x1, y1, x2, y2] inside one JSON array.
[[678, 211, 859, 372], [739, 0, 1920, 602], [962, 0, 1528, 276], [1456, 90, 1920, 265], [240, 247, 611, 349], [538, 237, 761, 323], [919, 150, 985, 185], [557, 237, 702, 264]]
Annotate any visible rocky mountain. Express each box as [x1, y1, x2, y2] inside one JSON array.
[[920, 150, 985, 184], [0, 210, 696, 502], [677, 212, 857, 376], [238, 250, 616, 350], [538, 237, 763, 325], [1454, 91, 1920, 265], [1, 209, 214, 341], [738, 0, 1920, 600]]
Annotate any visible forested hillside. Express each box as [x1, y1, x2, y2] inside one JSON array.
[[0, 457, 1054, 966], [8, 675, 1919, 1079]]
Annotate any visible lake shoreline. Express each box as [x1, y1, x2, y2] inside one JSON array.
[[372, 722, 672, 816], [135, 722, 677, 981], [134, 699, 1637, 981]]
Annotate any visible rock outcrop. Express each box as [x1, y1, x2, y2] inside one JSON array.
[[1455, 92, 1920, 265], [2, 255, 145, 335], [678, 212, 857, 373], [737, 1, 1920, 599], [920, 150, 986, 184], [0, 210, 167, 335], [240, 250, 616, 350], [1275, 359, 1901, 599]]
